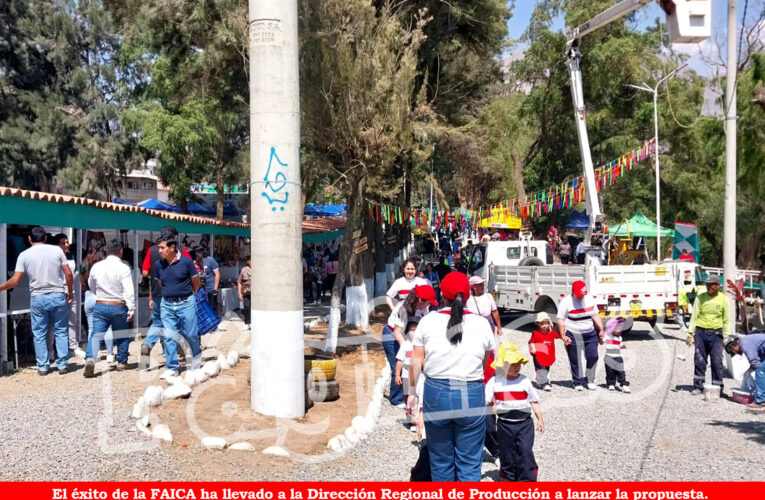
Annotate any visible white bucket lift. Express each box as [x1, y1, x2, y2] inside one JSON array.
[[660, 0, 712, 44]]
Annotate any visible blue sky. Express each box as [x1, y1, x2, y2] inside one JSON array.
[[506, 0, 759, 75]]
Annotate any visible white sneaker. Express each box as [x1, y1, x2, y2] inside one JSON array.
[[543, 384, 552, 392], [620, 385, 631, 393], [242, 324, 250, 331], [74, 348, 86, 358], [575, 385, 584, 392], [587, 383, 597, 391], [159, 369, 179, 381], [409, 425, 417, 433], [395, 403, 406, 409], [106, 354, 115, 363], [608, 385, 615, 391]]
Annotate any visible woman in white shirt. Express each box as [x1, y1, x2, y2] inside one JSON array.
[[466, 275, 502, 336], [385, 258, 428, 311], [383, 284, 438, 407], [408, 272, 495, 482]]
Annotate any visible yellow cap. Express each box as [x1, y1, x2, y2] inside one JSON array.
[[491, 342, 529, 369]]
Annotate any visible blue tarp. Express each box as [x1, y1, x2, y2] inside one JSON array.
[[139, 198, 182, 213], [112, 197, 136, 206], [304, 204, 346, 217], [566, 210, 590, 230]]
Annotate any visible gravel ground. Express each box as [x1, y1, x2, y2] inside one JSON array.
[[1, 316, 763, 481]]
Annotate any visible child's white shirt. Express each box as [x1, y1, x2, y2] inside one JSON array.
[[604, 331, 623, 357], [485, 374, 538, 421], [396, 339, 413, 379]]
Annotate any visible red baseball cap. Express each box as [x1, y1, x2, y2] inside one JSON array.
[[414, 285, 439, 307], [440, 272, 471, 301], [572, 280, 587, 298]]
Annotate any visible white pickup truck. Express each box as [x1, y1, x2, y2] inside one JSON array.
[[463, 241, 697, 333]]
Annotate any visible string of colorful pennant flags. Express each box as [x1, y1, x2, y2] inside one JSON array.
[[364, 139, 655, 229]]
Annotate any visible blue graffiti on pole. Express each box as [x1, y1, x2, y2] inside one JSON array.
[[261, 147, 289, 211]]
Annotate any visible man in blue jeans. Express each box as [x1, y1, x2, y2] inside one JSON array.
[[154, 233, 202, 380], [0, 226, 74, 375], [83, 239, 135, 377], [140, 226, 191, 368]]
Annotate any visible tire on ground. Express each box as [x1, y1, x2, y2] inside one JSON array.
[[519, 256, 544, 266], [305, 355, 337, 382], [307, 378, 340, 403]]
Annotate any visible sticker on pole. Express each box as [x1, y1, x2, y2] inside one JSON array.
[[250, 18, 283, 46]]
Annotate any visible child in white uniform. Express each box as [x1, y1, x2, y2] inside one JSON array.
[[603, 317, 630, 392], [486, 342, 545, 482], [395, 319, 419, 427]]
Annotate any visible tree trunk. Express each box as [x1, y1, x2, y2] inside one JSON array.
[[216, 163, 225, 220], [326, 175, 366, 352], [512, 149, 527, 200]]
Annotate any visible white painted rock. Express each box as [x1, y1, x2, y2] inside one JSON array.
[[151, 424, 173, 443], [193, 368, 208, 385], [144, 386, 164, 407], [164, 383, 192, 401], [131, 397, 147, 419], [217, 353, 231, 370], [203, 360, 220, 377], [140, 415, 150, 428], [327, 436, 347, 452], [226, 350, 239, 367], [164, 375, 184, 386], [183, 371, 198, 387], [344, 426, 359, 444], [352, 415, 372, 436], [380, 366, 389, 379], [262, 445, 289, 457], [136, 420, 152, 437], [239, 346, 251, 359], [228, 442, 255, 452], [201, 436, 228, 450]]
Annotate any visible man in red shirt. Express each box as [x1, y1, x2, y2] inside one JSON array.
[[679, 249, 695, 263]]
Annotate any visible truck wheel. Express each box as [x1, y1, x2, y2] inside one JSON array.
[[519, 256, 544, 266]]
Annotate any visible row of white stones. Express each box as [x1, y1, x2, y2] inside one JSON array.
[[131, 350, 244, 445], [326, 363, 391, 453]]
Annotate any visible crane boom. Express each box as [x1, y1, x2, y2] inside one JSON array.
[[564, 0, 655, 263]]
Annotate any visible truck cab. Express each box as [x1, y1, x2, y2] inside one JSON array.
[[463, 240, 553, 282]]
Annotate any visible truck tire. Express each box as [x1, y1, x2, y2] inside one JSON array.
[[621, 317, 634, 335], [305, 355, 337, 382], [519, 256, 544, 266], [307, 378, 340, 402]]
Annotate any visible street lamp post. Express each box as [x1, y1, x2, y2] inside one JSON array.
[[626, 63, 686, 261]]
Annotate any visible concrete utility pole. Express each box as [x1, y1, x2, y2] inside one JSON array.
[[249, 0, 304, 418], [724, 0, 738, 333]]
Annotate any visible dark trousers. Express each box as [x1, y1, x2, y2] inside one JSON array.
[[242, 295, 251, 325], [497, 417, 537, 482], [604, 355, 628, 386], [565, 330, 599, 386], [410, 439, 432, 482], [206, 291, 218, 317], [560, 255, 570, 264], [484, 412, 499, 458], [693, 329, 724, 390]]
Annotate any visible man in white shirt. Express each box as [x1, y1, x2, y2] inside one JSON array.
[[575, 240, 586, 264], [0, 226, 74, 375], [84, 239, 135, 377]]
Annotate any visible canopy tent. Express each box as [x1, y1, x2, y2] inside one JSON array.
[[304, 204, 347, 217], [566, 210, 590, 230], [0, 187, 345, 241], [608, 210, 674, 238], [138, 198, 181, 213], [477, 211, 522, 230]]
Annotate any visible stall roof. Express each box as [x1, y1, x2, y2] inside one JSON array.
[[0, 187, 345, 241]]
